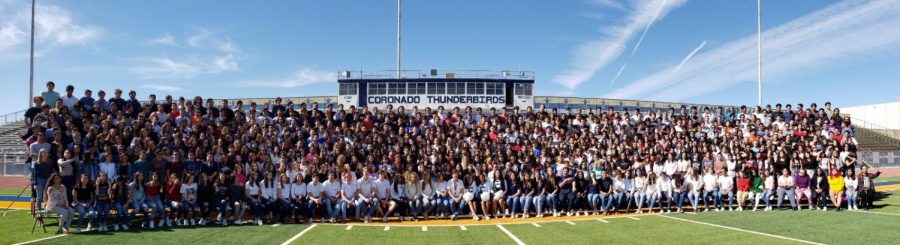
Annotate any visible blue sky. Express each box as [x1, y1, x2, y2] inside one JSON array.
[[2, 0, 900, 114]]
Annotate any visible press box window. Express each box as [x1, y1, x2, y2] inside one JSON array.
[[515, 83, 533, 96], [427, 83, 445, 94], [447, 83, 465, 95], [369, 83, 387, 95], [467, 83, 484, 95], [486, 83, 504, 95], [408, 83, 426, 95], [339, 84, 357, 95], [388, 83, 405, 95]]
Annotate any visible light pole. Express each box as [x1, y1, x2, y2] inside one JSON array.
[[757, 0, 762, 106], [396, 0, 401, 79], [29, 0, 36, 107]]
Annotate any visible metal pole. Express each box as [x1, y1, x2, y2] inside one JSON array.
[[757, 0, 762, 106], [397, 0, 401, 79], [29, 0, 36, 108]]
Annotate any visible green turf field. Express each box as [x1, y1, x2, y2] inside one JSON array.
[[0, 187, 29, 196], [2, 190, 898, 245]]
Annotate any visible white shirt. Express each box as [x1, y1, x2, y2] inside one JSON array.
[[703, 174, 718, 191], [717, 176, 733, 192], [276, 182, 291, 199], [658, 177, 672, 192], [447, 179, 464, 196], [100, 162, 117, 181], [323, 179, 341, 198], [340, 181, 357, 199], [180, 183, 198, 201], [687, 176, 702, 192], [290, 182, 307, 199], [246, 182, 260, 197], [374, 178, 391, 199], [307, 182, 324, 198], [260, 181, 277, 199], [357, 178, 375, 198]]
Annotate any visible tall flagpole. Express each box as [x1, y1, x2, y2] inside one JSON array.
[[757, 0, 762, 106], [29, 0, 36, 107], [396, 0, 402, 79]]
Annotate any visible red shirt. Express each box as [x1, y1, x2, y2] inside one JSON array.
[[166, 182, 182, 201], [146, 184, 161, 197], [737, 177, 750, 191]]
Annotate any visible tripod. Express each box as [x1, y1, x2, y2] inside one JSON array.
[[2, 182, 32, 217]]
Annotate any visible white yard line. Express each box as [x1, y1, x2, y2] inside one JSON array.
[[346, 225, 353, 230], [531, 222, 541, 227], [628, 217, 641, 221], [280, 224, 317, 245], [422, 226, 428, 231], [460, 225, 467, 231], [13, 234, 68, 245], [597, 219, 608, 223], [496, 224, 526, 245], [661, 215, 823, 245], [564, 220, 576, 225], [271, 224, 281, 227], [850, 210, 900, 217], [384, 226, 390, 231]]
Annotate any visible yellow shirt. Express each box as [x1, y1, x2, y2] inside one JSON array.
[[827, 176, 844, 191]]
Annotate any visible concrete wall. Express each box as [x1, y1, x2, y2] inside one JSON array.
[[843, 99, 900, 130]]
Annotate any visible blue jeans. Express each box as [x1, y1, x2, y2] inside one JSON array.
[[759, 190, 772, 207], [94, 200, 110, 224], [660, 191, 671, 210], [718, 190, 734, 209], [506, 196, 520, 214], [74, 201, 94, 229], [247, 199, 264, 219], [130, 201, 150, 222], [113, 201, 128, 225], [688, 192, 700, 210], [421, 197, 436, 216], [846, 190, 858, 207], [34, 178, 47, 209], [451, 198, 467, 215], [673, 192, 686, 209], [147, 196, 165, 219], [520, 196, 534, 214], [600, 193, 613, 212], [545, 193, 558, 212], [182, 200, 199, 219], [355, 198, 378, 218], [438, 196, 451, 214], [532, 195, 544, 213], [324, 198, 336, 219], [776, 188, 797, 209], [408, 199, 421, 216], [644, 193, 657, 210], [336, 199, 351, 221], [587, 193, 600, 212]]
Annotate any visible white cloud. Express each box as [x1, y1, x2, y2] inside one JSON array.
[[140, 84, 182, 92], [586, 0, 626, 10], [0, 3, 101, 57], [552, 0, 687, 90], [132, 29, 240, 79], [673, 40, 705, 73], [610, 63, 627, 85], [148, 33, 178, 47], [238, 68, 334, 88], [605, 0, 900, 102], [630, 0, 668, 58]]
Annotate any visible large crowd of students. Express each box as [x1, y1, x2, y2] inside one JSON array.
[[25, 81, 882, 234]]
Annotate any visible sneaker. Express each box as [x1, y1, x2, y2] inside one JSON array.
[[223, 220, 228, 226], [150, 222, 155, 229], [729, 208, 734, 211], [824, 206, 828, 211], [76, 228, 82, 233], [113, 225, 120, 231], [485, 215, 491, 220], [190, 219, 196, 226], [737, 207, 743, 211], [330, 218, 336, 223], [704, 208, 709, 212], [474, 216, 480, 221], [382, 216, 388, 223], [167, 218, 172, 227], [236, 220, 244, 225], [122, 224, 129, 230], [451, 214, 457, 221], [87, 223, 93, 231], [524, 214, 530, 218], [200, 218, 207, 225], [258, 219, 264, 226], [158, 219, 165, 227]]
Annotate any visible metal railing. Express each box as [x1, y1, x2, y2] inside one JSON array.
[[859, 149, 900, 169], [850, 117, 900, 143], [0, 110, 26, 127], [1, 152, 29, 176], [339, 70, 535, 80]]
